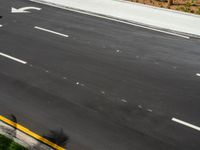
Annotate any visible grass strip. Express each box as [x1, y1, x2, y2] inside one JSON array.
[[0, 134, 27, 150]]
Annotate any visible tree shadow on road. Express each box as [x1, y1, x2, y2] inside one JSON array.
[[33, 128, 69, 150]]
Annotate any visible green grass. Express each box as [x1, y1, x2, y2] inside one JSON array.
[[0, 134, 27, 150]]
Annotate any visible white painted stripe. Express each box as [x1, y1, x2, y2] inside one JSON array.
[[140, 27, 190, 39], [196, 73, 200, 77], [0, 25, 2, 27], [34, 26, 69, 38], [172, 117, 200, 131], [0, 52, 27, 64], [30, 0, 189, 39]]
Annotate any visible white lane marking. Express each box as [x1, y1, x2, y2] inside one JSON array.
[[0, 25, 2, 27], [196, 73, 200, 77], [0, 52, 27, 64], [101, 91, 105, 94], [121, 99, 127, 103], [63, 77, 67, 80], [172, 117, 200, 131], [34, 26, 69, 38], [147, 109, 153, 112], [30, 0, 190, 39], [142, 27, 190, 39], [116, 50, 122, 53]]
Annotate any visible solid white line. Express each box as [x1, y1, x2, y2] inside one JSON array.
[[172, 117, 200, 131], [30, 0, 190, 39], [34, 26, 69, 38], [0, 52, 27, 64], [141, 27, 190, 39]]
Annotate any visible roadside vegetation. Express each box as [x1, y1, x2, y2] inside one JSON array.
[[128, 0, 200, 14], [0, 134, 27, 150]]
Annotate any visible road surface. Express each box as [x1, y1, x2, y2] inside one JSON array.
[[0, 0, 200, 149]]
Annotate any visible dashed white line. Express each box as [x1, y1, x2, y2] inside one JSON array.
[[101, 91, 105, 95], [63, 77, 67, 80], [172, 117, 200, 131], [116, 50, 121, 53], [0, 52, 27, 64], [0, 25, 2, 27], [121, 99, 127, 103], [34, 26, 69, 38], [196, 73, 200, 77]]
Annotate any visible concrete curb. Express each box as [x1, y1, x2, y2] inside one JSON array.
[[0, 122, 52, 150], [29, 0, 200, 38], [0, 115, 66, 150]]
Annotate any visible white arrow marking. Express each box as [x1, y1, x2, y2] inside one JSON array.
[[11, 7, 41, 13]]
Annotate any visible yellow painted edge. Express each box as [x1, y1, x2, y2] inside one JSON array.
[[0, 115, 66, 150]]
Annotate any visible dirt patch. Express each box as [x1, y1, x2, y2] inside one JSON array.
[[127, 0, 200, 15]]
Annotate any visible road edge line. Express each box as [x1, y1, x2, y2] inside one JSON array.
[[0, 115, 66, 150]]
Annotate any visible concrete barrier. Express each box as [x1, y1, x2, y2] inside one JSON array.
[[30, 0, 200, 37]]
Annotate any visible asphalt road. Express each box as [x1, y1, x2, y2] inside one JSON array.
[[0, 0, 200, 149]]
